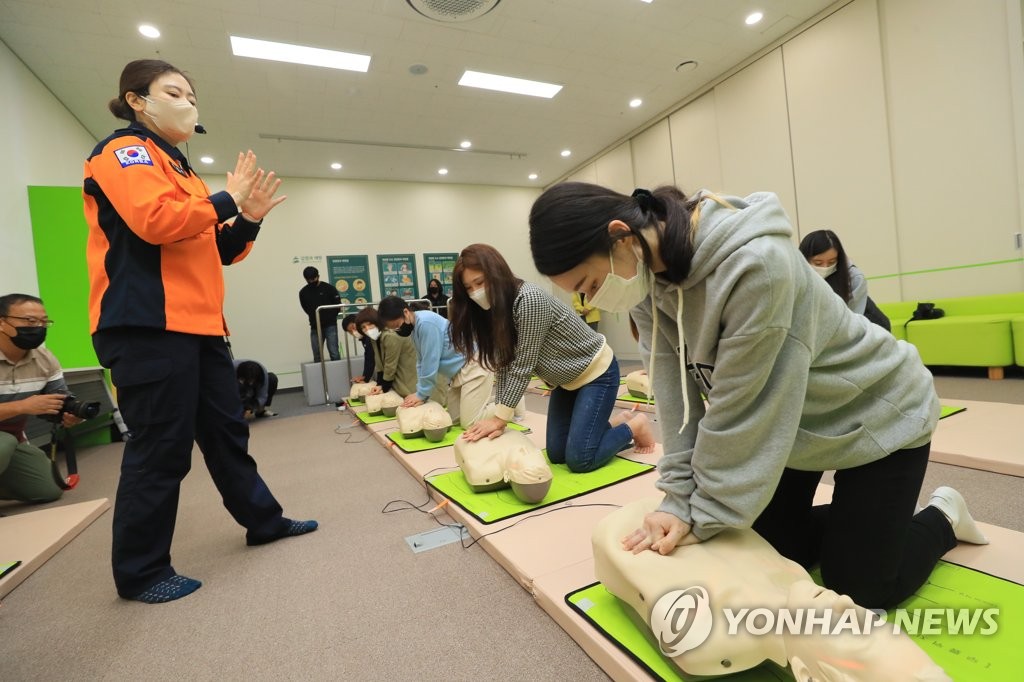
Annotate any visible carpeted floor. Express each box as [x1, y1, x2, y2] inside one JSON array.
[[0, 366, 1020, 681]]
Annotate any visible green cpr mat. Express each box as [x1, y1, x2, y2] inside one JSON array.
[[356, 411, 395, 425], [347, 397, 365, 406], [386, 422, 529, 453], [567, 560, 1022, 681], [617, 392, 655, 405], [939, 405, 966, 419], [427, 454, 654, 524]]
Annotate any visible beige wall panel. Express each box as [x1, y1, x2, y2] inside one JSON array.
[[669, 92, 723, 194], [881, 0, 1023, 296], [630, 120, 675, 190], [714, 49, 799, 232], [784, 0, 900, 290], [899, 264, 1024, 302], [567, 163, 598, 185], [594, 143, 635, 194]]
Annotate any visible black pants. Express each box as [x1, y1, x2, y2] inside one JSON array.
[[94, 329, 286, 597], [751, 442, 955, 610]]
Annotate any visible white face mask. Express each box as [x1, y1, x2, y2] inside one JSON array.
[[142, 96, 199, 141], [588, 245, 651, 313], [365, 327, 381, 341], [349, 330, 362, 340], [469, 287, 491, 310], [812, 263, 838, 278]]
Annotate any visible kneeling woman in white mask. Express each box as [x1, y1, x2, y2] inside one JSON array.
[[449, 243, 655, 472], [799, 229, 890, 331], [527, 182, 987, 611]]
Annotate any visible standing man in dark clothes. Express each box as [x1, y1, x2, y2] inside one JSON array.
[[299, 266, 341, 362]]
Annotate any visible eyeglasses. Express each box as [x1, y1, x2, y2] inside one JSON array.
[[2, 315, 55, 328]]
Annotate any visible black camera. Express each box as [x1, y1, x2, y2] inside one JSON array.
[[42, 393, 102, 423]]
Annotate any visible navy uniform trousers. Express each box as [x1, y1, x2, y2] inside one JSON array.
[[93, 328, 286, 598]]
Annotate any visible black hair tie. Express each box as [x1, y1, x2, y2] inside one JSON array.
[[631, 188, 655, 213]]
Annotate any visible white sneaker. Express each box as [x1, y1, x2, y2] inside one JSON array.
[[929, 486, 989, 544]]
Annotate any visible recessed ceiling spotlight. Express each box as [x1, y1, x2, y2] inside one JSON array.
[[408, 64, 429, 75], [745, 11, 764, 25], [438, 168, 449, 175], [629, 98, 642, 108], [199, 156, 214, 164], [675, 60, 699, 72], [640, 0, 653, 3], [560, 149, 571, 158], [528, 173, 539, 180], [460, 140, 472, 149], [138, 24, 160, 39], [330, 162, 342, 170]]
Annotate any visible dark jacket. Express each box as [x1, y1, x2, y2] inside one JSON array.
[[299, 281, 342, 329]]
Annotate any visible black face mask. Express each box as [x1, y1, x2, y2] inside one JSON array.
[[428, 288, 439, 295], [396, 323, 414, 337], [9, 326, 46, 350]]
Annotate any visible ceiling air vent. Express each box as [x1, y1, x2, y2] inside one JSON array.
[[405, 0, 501, 23]]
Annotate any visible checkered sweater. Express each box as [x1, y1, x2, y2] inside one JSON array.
[[494, 282, 605, 418]]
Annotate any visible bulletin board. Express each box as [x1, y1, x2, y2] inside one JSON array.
[[423, 252, 459, 295], [326, 255, 372, 307], [377, 254, 418, 300]]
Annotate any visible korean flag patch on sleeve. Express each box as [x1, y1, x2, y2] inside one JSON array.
[[113, 145, 154, 168]]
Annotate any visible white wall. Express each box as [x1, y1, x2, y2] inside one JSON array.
[[0, 41, 97, 294], [215, 178, 542, 387]]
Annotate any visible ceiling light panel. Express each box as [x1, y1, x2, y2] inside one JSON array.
[[230, 36, 371, 72], [458, 70, 562, 98]]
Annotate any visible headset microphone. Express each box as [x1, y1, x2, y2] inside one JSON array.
[[195, 124, 207, 134]]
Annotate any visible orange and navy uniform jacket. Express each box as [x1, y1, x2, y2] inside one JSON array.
[[83, 122, 261, 336]]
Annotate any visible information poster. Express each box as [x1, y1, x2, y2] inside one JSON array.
[[326, 255, 372, 308], [422, 252, 459, 296], [377, 254, 418, 300]]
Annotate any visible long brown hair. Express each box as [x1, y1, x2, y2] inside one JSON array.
[[449, 244, 522, 371]]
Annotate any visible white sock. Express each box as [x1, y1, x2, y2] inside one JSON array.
[[928, 486, 989, 545]]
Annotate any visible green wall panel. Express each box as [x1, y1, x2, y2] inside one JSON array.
[[27, 185, 98, 369]]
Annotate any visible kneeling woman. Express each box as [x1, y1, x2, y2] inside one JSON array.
[[450, 243, 654, 473], [353, 308, 417, 397]]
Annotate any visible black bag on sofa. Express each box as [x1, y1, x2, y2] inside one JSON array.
[[911, 302, 945, 321]]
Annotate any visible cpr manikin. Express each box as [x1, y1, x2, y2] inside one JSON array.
[[592, 497, 950, 681], [365, 390, 402, 416], [454, 430, 553, 503], [624, 370, 652, 400], [349, 381, 378, 402], [396, 400, 452, 441]]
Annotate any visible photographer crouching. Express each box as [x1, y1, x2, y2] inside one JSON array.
[[234, 359, 278, 419], [0, 293, 94, 502]]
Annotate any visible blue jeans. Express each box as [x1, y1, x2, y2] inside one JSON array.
[[310, 324, 340, 362], [546, 356, 632, 473]]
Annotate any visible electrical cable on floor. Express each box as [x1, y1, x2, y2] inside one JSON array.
[[333, 417, 371, 443]]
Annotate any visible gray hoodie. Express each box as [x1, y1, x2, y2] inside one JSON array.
[[631, 192, 938, 541]]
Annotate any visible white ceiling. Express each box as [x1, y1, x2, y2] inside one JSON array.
[[1, 0, 841, 187]]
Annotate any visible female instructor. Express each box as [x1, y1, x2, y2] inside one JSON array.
[[528, 182, 986, 609], [84, 59, 316, 604]]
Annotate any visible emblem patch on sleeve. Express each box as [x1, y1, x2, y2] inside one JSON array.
[[113, 145, 154, 167]]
